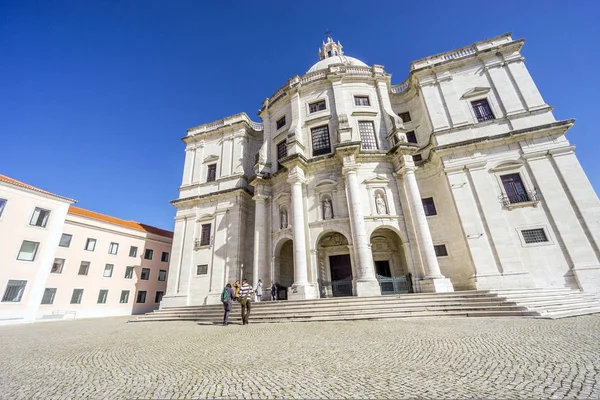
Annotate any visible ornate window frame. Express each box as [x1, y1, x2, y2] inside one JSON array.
[[490, 161, 540, 210]]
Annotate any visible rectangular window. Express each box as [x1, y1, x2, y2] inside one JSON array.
[[399, 112, 412, 123], [144, 249, 154, 260], [17, 240, 39, 261], [161, 252, 170, 263], [124, 266, 134, 279], [422, 197, 437, 216], [85, 238, 96, 251], [434, 244, 448, 257], [358, 121, 378, 150], [309, 100, 326, 113], [120, 290, 130, 304], [59, 233, 72, 248], [103, 264, 114, 277], [197, 264, 208, 275], [354, 96, 370, 106], [158, 270, 167, 281], [2, 280, 27, 303], [500, 174, 530, 204], [276, 116, 286, 130], [108, 242, 119, 255], [97, 289, 108, 304], [522, 229, 549, 244], [30, 207, 50, 227], [277, 140, 287, 170], [129, 246, 138, 257], [0, 198, 6, 217], [206, 164, 217, 182], [311, 125, 331, 156], [200, 224, 211, 246], [471, 99, 495, 122], [78, 261, 90, 276], [141, 268, 150, 280], [154, 291, 164, 303], [136, 290, 147, 304], [413, 154, 423, 162], [405, 131, 417, 144], [41, 288, 57, 305], [70, 289, 84, 304], [51, 258, 65, 274]]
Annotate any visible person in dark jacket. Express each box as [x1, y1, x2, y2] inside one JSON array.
[[271, 282, 277, 301], [221, 283, 234, 326]]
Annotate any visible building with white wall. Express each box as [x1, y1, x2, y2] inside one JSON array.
[[162, 33, 600, 307], [0, 174, 173, 324]]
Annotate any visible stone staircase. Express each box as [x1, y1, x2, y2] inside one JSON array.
[[131, 288, 600, 324]]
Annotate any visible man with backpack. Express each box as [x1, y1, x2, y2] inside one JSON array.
[[238, 278, 254, 325], [221, 283, 234, 326]]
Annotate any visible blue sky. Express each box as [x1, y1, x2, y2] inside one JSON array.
[[1, 1, 598, 230]]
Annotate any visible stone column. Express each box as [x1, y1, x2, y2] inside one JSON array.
[[343, 165, 381, 296], [252, 195, 267, 287], [400, 164, 454, 292], [287, 169, 318, 300]]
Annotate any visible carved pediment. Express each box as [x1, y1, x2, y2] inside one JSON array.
[[196, 213, 214, 222], [314, 179, 338, 193], [461, 87, 491, 99], [363, 175, 390, 185], [490, 160, 523, 172], [203, 154, 219, 163]]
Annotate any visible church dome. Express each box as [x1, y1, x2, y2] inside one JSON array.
[[307, 37, 368, 73]]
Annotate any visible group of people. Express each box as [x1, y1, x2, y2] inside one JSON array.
[[220, 279, 280, 325]]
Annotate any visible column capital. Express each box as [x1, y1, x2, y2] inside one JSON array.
[[395, 165, 416, 177], [252, 194, 268, 201], [287, 165, 306, 184]]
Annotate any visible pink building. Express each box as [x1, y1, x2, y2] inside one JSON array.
[[0, 174, 173, 324]]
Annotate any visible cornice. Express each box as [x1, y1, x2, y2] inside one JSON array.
[[433, 119, 575, 154], [171, 187, 254, 207]]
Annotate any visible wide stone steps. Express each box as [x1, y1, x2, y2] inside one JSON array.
[[132, 288, 600, 324]]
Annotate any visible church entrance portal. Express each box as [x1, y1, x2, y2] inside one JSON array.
[[370, 228, 413, 294], [316, 232, 354, 298], [274, 239, 294, 300]]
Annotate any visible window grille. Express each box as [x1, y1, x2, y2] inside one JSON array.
[[311, 125, 331, 156], [207, 164, 217, 182], [277, 141, 287, 170], [276, 116, 286, 130], [200, 224, 211, 246], [522, 229, 549, 244], [358, 121, 378, 150], [197, 264, 208, 275], [471, 99, 495, 122], [434, 245, 448, 257]]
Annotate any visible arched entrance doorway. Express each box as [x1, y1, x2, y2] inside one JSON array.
[[316, 232, 353, 298], [273, 239, 294, 300], [370, 228, 413, 294]]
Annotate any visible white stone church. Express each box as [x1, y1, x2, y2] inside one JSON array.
[[161, 33, 600, 307]]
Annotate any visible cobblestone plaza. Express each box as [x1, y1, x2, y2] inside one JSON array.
[[1, 316, 599, 399]]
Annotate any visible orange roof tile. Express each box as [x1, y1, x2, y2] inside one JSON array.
[[68, 206, 173, 238], [0, 174, 76, 202]]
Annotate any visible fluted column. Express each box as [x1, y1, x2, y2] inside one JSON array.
[[290, 179, 309, 286], [401, 166, 443, 278], [252, 195, 267, 287]]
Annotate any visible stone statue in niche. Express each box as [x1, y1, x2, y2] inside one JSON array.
[[323, 198, 333, 220], [280, 210, 288, 229], [375, 193, 388, 215]]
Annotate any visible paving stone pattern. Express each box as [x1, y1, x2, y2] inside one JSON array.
[[1, 315, 599, 399]]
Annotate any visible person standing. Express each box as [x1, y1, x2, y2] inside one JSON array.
[[271, 282, 277, 301], [233, 280, 241, 301], [221, 283, 234, 326], [256, 279, 263, 302], [238, 278, 253, 325]]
